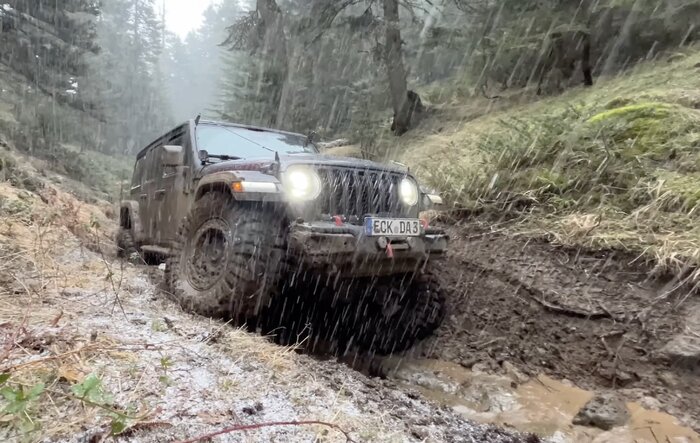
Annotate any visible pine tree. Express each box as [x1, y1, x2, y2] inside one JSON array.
[[84, 0, 172, 154], [162, 0, 245, 122], [0, 0, 100, 107]]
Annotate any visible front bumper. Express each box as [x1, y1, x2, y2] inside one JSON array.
[[287, 221, 448, 277]]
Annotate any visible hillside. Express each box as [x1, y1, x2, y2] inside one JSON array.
[[391, 49, 700, 285], [0, 65, 132, 203], [326, 50, 700, 436]]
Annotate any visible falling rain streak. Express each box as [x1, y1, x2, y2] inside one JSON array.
[[0, 0, 699, 442]]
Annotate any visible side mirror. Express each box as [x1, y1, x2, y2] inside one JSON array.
[[162, 145, 184, 166], [305, 131, 318, 147]]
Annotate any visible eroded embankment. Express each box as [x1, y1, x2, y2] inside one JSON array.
[[404, 221, 700, 440]]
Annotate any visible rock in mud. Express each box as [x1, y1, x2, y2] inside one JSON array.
[[639, 395, 662, 411], [663, 310, 700, 370], [658, 371, 679, 387], [573, 393, 630, 430], [661, 335, 700, 371], [502, 361, 530, 384]]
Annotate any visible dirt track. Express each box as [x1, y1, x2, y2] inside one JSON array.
[[1, 175, 698, 442], [416, 222, 700, 432]]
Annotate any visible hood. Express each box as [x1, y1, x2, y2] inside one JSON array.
[[201, 153, 409, 176]]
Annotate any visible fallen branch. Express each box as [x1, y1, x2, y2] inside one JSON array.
[[173, 420, 356, 443], [530, 296, 615, 320]]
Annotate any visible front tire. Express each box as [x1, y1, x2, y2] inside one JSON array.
[[164, 192, 286, 322], [349, 269, 446, 355]]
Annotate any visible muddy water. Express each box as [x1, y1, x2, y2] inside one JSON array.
[[385, 359, 699, 443]]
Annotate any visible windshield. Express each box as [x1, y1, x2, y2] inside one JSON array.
[[195, 124, 318, 159]]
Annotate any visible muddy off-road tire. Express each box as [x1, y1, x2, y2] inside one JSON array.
[[164, 192, 286, 322], [265, 269, 447, 355], [350, 271, 446, 355], [116, 229, 137, 258], [116, 229, 161, 265]]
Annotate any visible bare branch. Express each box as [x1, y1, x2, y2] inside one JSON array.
[[173, 421, 356, 443]]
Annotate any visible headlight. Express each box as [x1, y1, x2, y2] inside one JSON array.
[[282, 165, 322, 201], [399, 177, 419, 206]]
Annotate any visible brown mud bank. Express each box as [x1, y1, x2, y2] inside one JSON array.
[[408, 222, 700, 434], [384, 359, 698, 443]]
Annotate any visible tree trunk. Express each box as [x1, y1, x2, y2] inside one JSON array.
[[383, 0, 420, 136], [256, 0, 290, 128]]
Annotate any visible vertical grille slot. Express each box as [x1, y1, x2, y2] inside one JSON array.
[[318, 167, 401, 218]]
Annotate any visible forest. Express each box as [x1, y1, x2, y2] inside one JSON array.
[[1, 1, 697, 157]]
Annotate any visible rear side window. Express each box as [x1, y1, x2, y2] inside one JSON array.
[[131, 157, 145, 188], [145, 147, 159, 182]]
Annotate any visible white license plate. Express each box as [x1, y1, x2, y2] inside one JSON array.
[[364, 218, 421, 237]]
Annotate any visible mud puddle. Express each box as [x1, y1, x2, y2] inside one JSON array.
[[384, 359, 699, 443]]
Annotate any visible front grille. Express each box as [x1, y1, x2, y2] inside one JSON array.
[[317, 168, 403, 218]]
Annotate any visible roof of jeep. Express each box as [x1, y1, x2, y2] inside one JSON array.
[[136, 119, 308, 159]]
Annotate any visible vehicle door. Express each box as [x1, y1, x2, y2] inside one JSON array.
[[127, 154, 147, 241], [142, 145, 161, 241], [153, 125, 192, 246]]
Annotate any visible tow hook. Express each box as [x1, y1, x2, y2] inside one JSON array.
[[377, 237, 394, 258]]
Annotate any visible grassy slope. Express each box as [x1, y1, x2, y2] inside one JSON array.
[[0, 65, 132, 202], [393, 51, 700, 278]]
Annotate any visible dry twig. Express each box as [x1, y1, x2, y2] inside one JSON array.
[[173, 420, 356, 443]]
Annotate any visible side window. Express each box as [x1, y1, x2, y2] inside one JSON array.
[[131, 157, 145, 188], [144, 146, 159, 184]]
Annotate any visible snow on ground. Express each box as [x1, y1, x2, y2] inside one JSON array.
[[0, 180, 529, 443]]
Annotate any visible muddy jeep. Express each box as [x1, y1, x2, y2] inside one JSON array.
[[118, 119, 448, 353]]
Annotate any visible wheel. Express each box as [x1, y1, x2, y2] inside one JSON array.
[[259, 268, 319, 347], [164, 192, 287, 321], [116, 229, 137, 258], [117, 228, 161, 265], [348, 269, 446, 355]]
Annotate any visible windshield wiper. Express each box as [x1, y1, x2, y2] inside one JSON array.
[[203, 153, 242, 164]]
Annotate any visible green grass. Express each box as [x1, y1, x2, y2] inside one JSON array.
[[43, 145, 132, 200], [1, 65, 132, 202], [0, 144, 131, 203], [391, 50, 700, 277]]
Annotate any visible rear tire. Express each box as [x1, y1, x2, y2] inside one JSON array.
[[116, 229, 137, 259], [164, 192, 287, 321]]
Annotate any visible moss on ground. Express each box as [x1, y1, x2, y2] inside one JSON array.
[[390, 49, 700, 276]]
